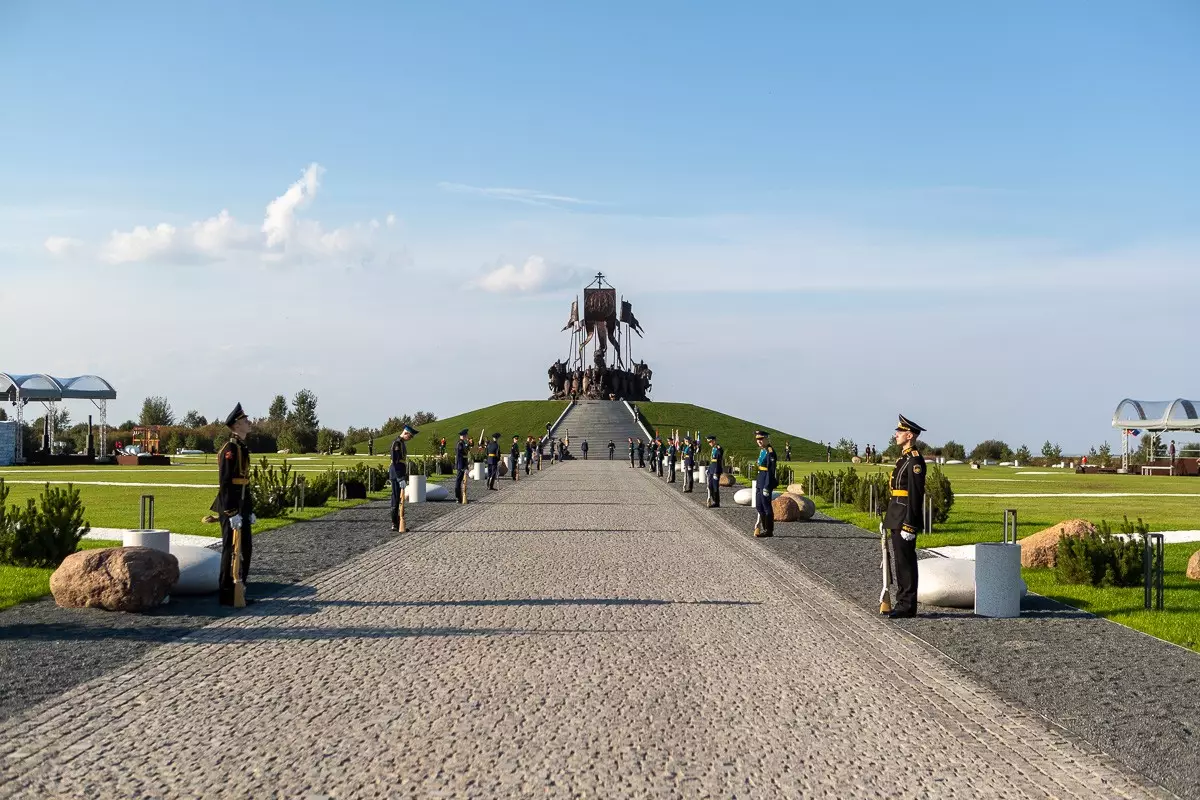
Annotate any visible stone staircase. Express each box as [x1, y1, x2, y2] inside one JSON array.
[[551, 400, 647, 451]]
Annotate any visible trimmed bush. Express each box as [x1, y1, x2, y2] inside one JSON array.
[[301, 471, 337, 507], [1055, 517, 1146, 587], [249, 458, 296, 518], [0, 480, 91, 568]]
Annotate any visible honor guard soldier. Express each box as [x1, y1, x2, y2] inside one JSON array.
[[682, 437, 695, 492], [454, 429, 470, 503], [628, 437, 635, 467], [486, 433, 501, 489], [657, 438, 665, 477], [706, 434, 724, 508], [636, 438, 645, 468], [216, 403, 254, 607], [785, 441, 791, 461], [510, 435, 521, 481], [524, 437, 534, 475], [648, 438, 658, 473], [608, 439, 615, 460], [752, 431, 778, 537], [666, 437, 677, 483], [581, 439, 589, 460], [389, 423, 418, 532], [882, 415, 927, 618]]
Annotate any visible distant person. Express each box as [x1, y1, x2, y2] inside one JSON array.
[[785, 441, 791, 461], [581, 439, 589, 460], [705, 435, 724, 508], [681, 437, 695, 493], [657, 438, 665, 477], [486, 433, 501, 490], [637, 438, 645, 468], [510, 435, 521, 481], [216, 403, 254, 608], [454, 429, 469, 503], [440, 437, 447, 456], [368, 438, 374, 457], [752, 431, 778, 538], [524, 436, 533, 475], [608, 439, 615, 460], [881, 414, 926, 619], [389, 424, 418, 532], [826, 443, 832, 462], [1169, 440, 1176, 465], [666, 436, 677, 483], [628, 437, 635, 468]]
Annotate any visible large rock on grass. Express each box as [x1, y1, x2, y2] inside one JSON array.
[[784, 493, 816, 520], [1187, 550, 1200, 581], [1019, 519, 1096, 568], [718, 473, 737, 487], [50, 547, 179, 612]]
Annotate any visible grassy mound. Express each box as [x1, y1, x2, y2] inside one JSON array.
[[633, 401, 823, 461], [369, 401, 569, 454]]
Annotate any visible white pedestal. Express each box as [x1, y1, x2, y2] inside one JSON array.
[[698, 466, 709, 484], [470, 462, 485, 481], [974, 543, 1022, 618], [124, 529, 170, 553], [405, 475, 427, 503], [506, 455, 515, 474]]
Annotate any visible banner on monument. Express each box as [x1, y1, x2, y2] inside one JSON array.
[[584, 288, 616, 322]]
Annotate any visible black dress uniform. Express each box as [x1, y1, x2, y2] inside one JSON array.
[[628, 438, 635, 468], [454, 430, 470, 502], [706, 436, 724, 508], [525, 439, 533, 474], [608, 439, 615, 460], [486, 433, 501, 489], [682, 439, 695, 492], [389, 424, 418, 531], [510, 437, 521, 481], [666, 440, 677, 482], [753, 432, 778, 537], [637, 439, 645, 468], [882, 415, 927, 618], [216, 403, 253, 607]]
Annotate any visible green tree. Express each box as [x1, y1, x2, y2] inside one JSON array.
[[1040, 440, 1056, 460], [316, 428, 343, 454], [1015, 444, 1033, 463], [381, 415, 413, 437], [1098, 441, 1113, 467], [969, 440, 1012, 462], [412, 410, 439, 427], [180, 410, 208, 427], [139, 396, 174, 426], [284, 389, 319, 453], [268, 395, 288, 422], [941, 440, 966, 460]]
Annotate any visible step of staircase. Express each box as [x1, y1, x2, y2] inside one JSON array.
[[549, 400, 647, 447]]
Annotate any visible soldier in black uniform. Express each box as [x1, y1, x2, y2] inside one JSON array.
[[524, 436, 533, 475], [510, 435, 521, 481], [608, 439, 615, 460], [882, 414, 927, 618], [486, 432, 501, 489], [581, 439, 589, 460], [636, 438, 645, 468], [705, 434, 724, 508], [389, 423, 419, 531], [628, 437, 635, 468], [454, 428, 470, 503], [666, 436, 677, 483], [752, 431, 778, 537], [682, 437, 695, 492], [216, 403, 254, 607]]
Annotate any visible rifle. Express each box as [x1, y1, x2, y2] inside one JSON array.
[[879, 522, 892, 614], [399, 480, 407, 532], [232, 482, 247, 608]]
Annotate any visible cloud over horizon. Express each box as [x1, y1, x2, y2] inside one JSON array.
[[471, 255, 582, 294], [438, 182, 603, 208], [44, 164, 401, 268]]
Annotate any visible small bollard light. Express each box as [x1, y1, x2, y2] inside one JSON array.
[[1002, 509, 1018, 543], [1144, 533, 1165, 611], [139, 494, 155, 529]]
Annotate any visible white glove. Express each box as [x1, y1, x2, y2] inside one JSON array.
[[249, 514, 257, 525], [762, 488, 770, 497], [397, 480, 408, 491], [229, 514, 243, 530], [901, 530, 917, 542], [879, 521, 885, 535]]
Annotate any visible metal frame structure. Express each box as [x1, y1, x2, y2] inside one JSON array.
[[1111, 398, 1200, 472], [0, 373, 117, 463]]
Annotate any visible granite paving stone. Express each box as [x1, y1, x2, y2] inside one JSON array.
[[0, 462, 1173, 798]]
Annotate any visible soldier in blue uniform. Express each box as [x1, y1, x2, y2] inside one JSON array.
[[882, 414, 927, 618], [454, 429, 470, 503], [752, 430, 778, 537], [628, 437, 635, 468], [216, 403, 254, 607], [389, 423, 419, 532], [510, 435, 521, 481], [486, 432, 501, 490], [705, 434, 724, 508], [608, 439, 616, 460], [681, 437, 695, 492], [666, 436, 677, 483], [524, 436, 534, 475]]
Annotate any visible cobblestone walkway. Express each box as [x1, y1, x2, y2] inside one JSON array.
[[0, 462, 1171, 798]]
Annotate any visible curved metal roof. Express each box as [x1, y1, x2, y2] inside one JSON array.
[[0, 373, 116, 402], [1112, 398, 1200, 432]]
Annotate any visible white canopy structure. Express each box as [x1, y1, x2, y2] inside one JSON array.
[[1, 373, 118, 461], [1111, 398, 1200, 472]]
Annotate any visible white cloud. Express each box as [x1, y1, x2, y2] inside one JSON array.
[[46, 163, 398, 269], [472, 255, 581, 293], [438, 182, 602, 208], [386, 213, 396, 228], [43, 236, 83, 256]]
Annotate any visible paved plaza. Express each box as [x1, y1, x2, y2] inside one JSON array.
[[0, 462, 1171, 798]]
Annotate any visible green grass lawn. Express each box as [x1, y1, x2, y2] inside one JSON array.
[[636, 401, 824, 461], [0, 538, 121, 611], [368, 400, 569, 455], [778, 460, 1200, 651]]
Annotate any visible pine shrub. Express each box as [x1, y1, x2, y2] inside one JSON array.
[[0, 480, 91, 568], [249, 458, 296, 518], [1055, 518, 1145, 587]]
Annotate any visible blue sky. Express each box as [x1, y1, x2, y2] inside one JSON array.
[[2, 1, 1197, 451]]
